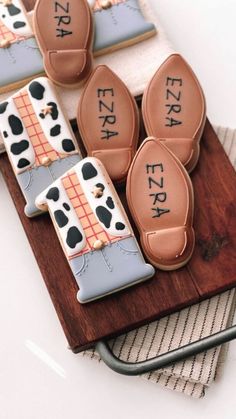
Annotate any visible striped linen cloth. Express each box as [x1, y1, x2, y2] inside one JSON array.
[[84, 126, 236, 398]]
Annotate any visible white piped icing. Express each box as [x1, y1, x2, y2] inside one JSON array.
[[75, 157, 130, 237], [27, 77, 79, 156], [36, 178, 86, 258], [0, 0, 33, 37], [0, 98, 35, 174]]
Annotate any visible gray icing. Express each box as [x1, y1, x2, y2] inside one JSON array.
[[70, 236, 155, 303], [17, 154, 81, 217], [0, 38, 44, 89], [93, 0, 156, 52]]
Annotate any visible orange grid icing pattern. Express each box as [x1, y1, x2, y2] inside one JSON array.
[[0, 19, 25, 44], [62, 171, 124, 259], [13, 90, 62, 167], [93, 0, 126, 11]]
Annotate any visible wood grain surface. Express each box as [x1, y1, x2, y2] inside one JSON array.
[[0, 0, 235, 352]]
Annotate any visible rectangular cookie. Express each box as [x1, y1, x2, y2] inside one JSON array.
[[36, 157, 155, 303], [0, 77, 82, 217]]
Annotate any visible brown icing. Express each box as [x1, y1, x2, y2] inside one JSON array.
[[126, 137, 195, 270], [142, 54, 206, 172], [33, 0, 93, 87], [77, 65, 139, 183]]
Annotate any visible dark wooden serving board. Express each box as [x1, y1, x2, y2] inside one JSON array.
[[1, 115, 236, 352], [0, 0, 235, 352]]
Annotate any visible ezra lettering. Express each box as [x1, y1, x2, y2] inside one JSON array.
[[146, 163, 170, 218], [54, 2, 72, 37], [165, 76, 183, 127], [97, 88, 118, 140]]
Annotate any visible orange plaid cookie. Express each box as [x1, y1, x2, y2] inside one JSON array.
[[62, 170, 122, 258], [14, 90, 62, 167]]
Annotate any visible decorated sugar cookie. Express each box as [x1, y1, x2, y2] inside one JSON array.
[[0, 77, 81, 217], [33, 0, 93, 87], [77, 65, 139, 183], [142, 54, 206, 172], [90, 0, 157, 56], [126, 137, 195, 270], [0, 0, 44, 94], [36, 157, 155, 303]]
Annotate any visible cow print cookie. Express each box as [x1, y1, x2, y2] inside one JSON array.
[[126, 137, 195, 271], [0, 0, 33, 38], [77, 65, 139, 183], [0, 0, 44, 96], [0, 76, 81, 217], [142, 54, 206, 173], [33, 0, 93, 87], [36, 157, 155, 303]]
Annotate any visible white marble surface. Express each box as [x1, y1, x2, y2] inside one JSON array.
[[0, 1, 236, 418]]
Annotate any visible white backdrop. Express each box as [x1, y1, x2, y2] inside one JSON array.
[[0, 1, 236, 418]]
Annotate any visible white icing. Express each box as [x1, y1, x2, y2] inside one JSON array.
[[0, 0, 33, 37], [75, 157, 130, 237], [27, 77, 79, 156], [87, 0, 96, 6], [36, 178, 86, 258], [0, 98, 35, 174]]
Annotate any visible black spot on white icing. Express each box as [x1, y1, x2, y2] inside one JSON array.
[[10, 140, 29, 155], [39, 102, 59, 121], [0, 102, 8, 114], [8, 115, 23, 135], [50, 124, 61, 137], [106, 197, 115, 210], [62, 139, 75, 152], [13, 21, 26, 29], [46, 187, 59, 202], [48, 102, 58, 120], [29, 81, 45, 100], [17, 158, 30, 169], [3, 131, 8, 138], [96, 206, 112, 229], [54, 210, 69, 228], [7, 4, 21, 16], [66, 226, 83, 249], [115, 222, 126, 231], [96, 183, 105, 191], [63, 203, 70, 211], [82, 162, 98, 180]]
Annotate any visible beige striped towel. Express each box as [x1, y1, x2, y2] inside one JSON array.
[[84, 126, 236, 399]]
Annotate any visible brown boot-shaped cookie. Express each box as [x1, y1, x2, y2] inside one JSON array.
[[33, 0, 93, 87], [142, 54, 206, 172], [77, 65, 139, 184], [126, 137, 195, 270]]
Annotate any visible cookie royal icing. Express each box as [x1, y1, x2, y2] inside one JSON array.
[[0, 77, 81, 217], [126, 137, 195, 271], [0, 0, 44, 95], [0, 0, 32, 38], [74, 159, 130, 236], [92, 0, 157, 55], [36, 157, 155, 303], [77, 65, 139, 183], [142, 54, 206, 172], [0, 98, 35, 173], [33, 0, 93, 87], [26, 78, 78, 156]]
